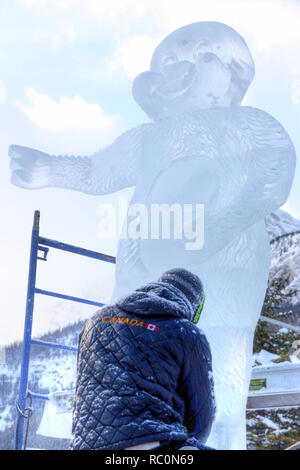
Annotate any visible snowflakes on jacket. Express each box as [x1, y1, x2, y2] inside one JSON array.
[[69, 276, 216, 450]]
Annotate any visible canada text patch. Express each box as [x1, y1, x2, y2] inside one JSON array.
[[101, 315, 158, 332]]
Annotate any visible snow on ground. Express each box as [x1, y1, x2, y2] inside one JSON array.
[[253, 349, 280, 366], [260, 416, 279, 430], [34, 353, 77, 393], [0, 406, 12, 432]]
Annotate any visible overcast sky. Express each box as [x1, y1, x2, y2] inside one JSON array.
[[1, 0, 300, 345]]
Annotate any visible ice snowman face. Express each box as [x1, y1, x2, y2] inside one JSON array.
[[132, 22, 255, 121]]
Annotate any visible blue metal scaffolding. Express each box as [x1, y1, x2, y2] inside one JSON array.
[[15, 210, 116, 450]]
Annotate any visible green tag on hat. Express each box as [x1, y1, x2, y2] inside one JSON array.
[[192, 294, 205, 324]]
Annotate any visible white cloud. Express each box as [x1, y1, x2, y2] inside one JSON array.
[[82, 0, 300, 58], [19, 0, 76, 7], [281, 202, 300, 221], [29, 27, 75, 47], [97, 1, 300, 84], [19, 0, 300, 57], [106, 35, 159, 80], [16, 88, 115, 131], [17, 0, 300, 103], [76, 0, 152, 24], [291, 79, 300, 105], [156, 0, 300, 51], [19, 0, 151, 18], [19, 0, 300, 41], [53, 27, 76, 48], [0, 80, 6, 104]]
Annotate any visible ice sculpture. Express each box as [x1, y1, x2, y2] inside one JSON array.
[[9, 22, 296, 449]]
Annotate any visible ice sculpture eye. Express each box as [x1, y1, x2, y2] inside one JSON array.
[[193, 39, 212, 61]]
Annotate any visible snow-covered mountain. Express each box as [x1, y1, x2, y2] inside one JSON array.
[[265, 209, 300, 242], [0, 322, 82, 450], [266, 210, 300, 310], [270, 232, 300, 307], [1, 209, 299, 450]]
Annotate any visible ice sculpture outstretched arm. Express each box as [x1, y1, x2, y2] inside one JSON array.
[[9, 124, 148, 195]]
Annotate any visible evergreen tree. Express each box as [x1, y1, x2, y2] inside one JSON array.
[[253, 276, 298, 362], [247, 275, 300, 450]]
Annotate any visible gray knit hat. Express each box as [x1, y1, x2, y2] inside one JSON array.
[[157, 268, 205, 323]]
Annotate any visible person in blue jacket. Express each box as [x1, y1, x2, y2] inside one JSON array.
[[70, 268, 216, 451]]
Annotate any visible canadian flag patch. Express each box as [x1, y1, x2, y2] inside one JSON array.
[[145, 323, 158, 332]]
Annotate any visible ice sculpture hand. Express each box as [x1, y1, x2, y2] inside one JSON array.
[[9, 145, 52, 190], [8, 125, 145, 194]]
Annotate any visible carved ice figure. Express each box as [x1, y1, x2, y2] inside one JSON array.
[[9, 22, 296, 449]]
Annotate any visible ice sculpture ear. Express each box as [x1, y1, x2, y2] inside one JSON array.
[[132, 71, 164, 121]]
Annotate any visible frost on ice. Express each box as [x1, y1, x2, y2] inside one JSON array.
[[8, 22, 296, 449]]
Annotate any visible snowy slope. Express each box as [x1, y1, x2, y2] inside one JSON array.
[[265, 209, 300, 242], [0, 322, 82, 449], [266, 208, 300, 309], [269, 232, 300, 306]]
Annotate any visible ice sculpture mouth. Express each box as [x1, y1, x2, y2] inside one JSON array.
[[155, 71, 196, 100]]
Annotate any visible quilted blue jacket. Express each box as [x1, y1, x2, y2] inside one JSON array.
[[69, 280, 216, 450]]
